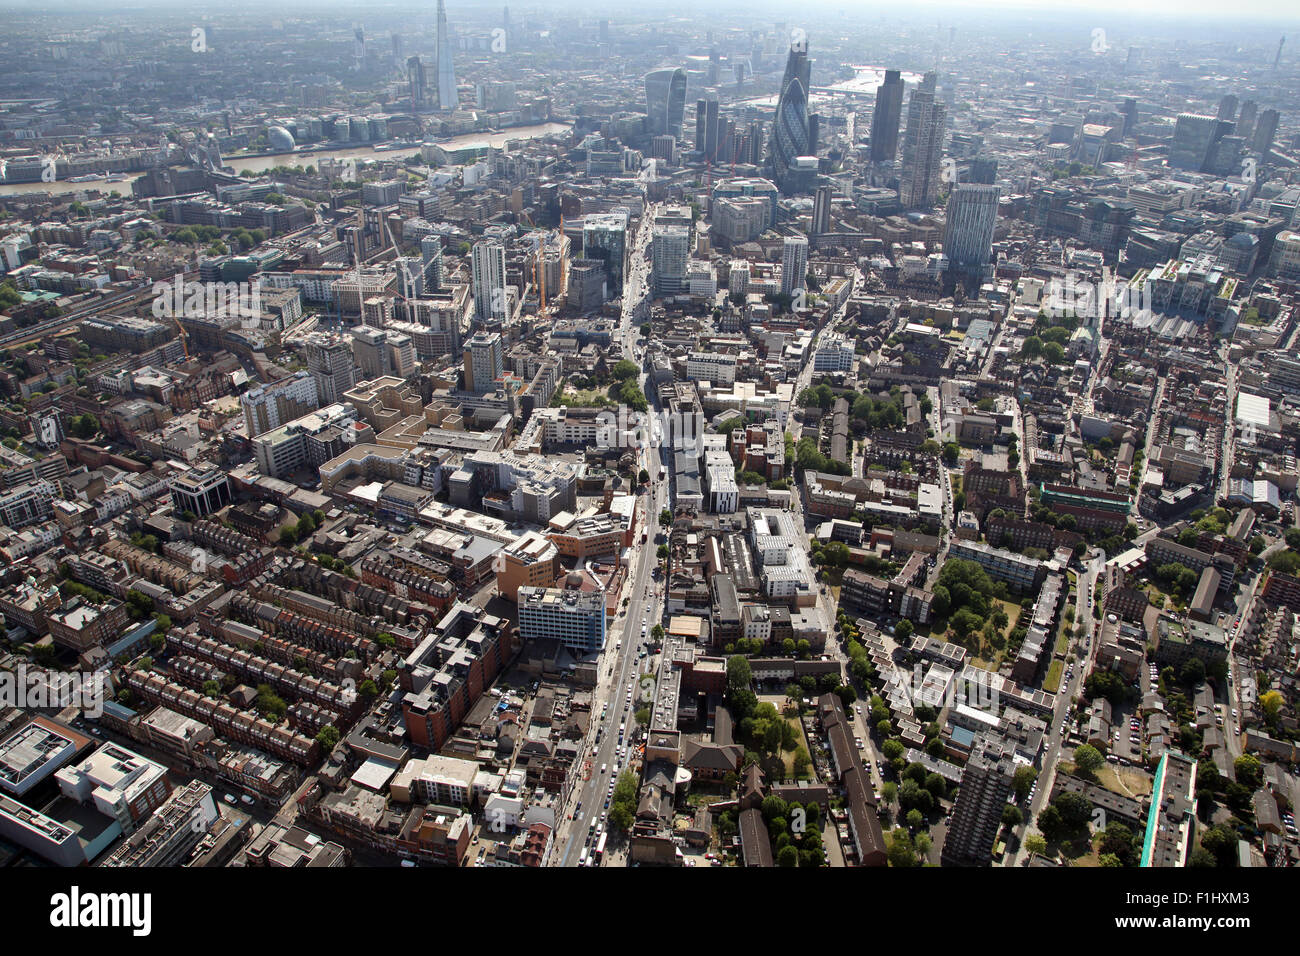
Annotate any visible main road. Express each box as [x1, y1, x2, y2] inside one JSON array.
[[553, 203, 664, 867]]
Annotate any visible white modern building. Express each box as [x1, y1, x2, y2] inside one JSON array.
[[471, 241, 508, 322]]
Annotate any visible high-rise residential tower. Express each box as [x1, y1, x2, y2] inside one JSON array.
[[471, 240, 507, 322], [304, 332, 358, 405], [1253, 108, 1280, 154], [781, 234, 809, 296], [463, 330, 504, 394], [943, 184, 1001, 279], [899, 81, 946, 209], [940, 735, 1015, 867]]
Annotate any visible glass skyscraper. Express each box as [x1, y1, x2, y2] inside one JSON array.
[[645, 68, 687, 140], [766, 45, 818, 194]]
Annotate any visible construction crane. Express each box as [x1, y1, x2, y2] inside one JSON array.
[[168, 313, 191, 360]]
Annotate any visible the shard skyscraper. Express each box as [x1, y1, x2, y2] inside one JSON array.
[[435, 0, 458, 111]]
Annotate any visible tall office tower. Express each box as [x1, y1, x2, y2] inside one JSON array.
[[471, 240, 507, 322], [1125, 47, 1141, 73], [645, 68, 688, 139], [696, 99, 708, 152], [943, 184, 1001, 278], [767, 43, 818, 194], [463, 330, 504, 394], [351, 325, 393, 380], [811, 184, 833, 235], [408, 56, 426, 110], [706, 99, 720, 161], [392, 34, 404, 60], [920, 70, 937, 94], [1217, 94, 1239, 122], [899, 86, 947, 209], [651, 224, 690, 295], [1119, 98, 1138, 138], [1169, 114, 1233, 172], [869, 69, 904, 163], [969, 155, 999, 185], [420, 235, 444, 291], [517, 587, 606, 653], [1238, 100, 1258, 141], [304, 332, 358, 404], [718, 118, 737, 164], [940, 735, 1016, 867], [745, 120, 766, 164], [583, 213, 628, 296], [599, 19, 609, 43], [1253, 109, 1280, 154], [780, 234, 809, 296], [435, 0, 458, 110], [708, 48, 720, 86]]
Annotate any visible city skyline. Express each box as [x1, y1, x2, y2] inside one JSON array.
[[0, 0, 1294, 901]]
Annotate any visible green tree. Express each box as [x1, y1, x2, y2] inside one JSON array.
[[316, 725, 341, 750], [1013, 766, 1038, 801], [1073, 744, 1104, 776], [887, 828, 918, 867], [1233, 754, 1263, 790]]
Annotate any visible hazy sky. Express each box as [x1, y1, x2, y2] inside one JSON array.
[[0, 0, 1295, 28]]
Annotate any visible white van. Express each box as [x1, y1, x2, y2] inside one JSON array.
[[601, 763, 608, 775]]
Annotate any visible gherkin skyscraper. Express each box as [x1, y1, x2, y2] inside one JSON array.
[[766, 43, 818, 195], [435, 0, 458, 111]]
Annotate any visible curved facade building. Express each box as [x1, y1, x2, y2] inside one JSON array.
[[267, 126, 296, 153], [645, 68, 687, 139], [767, 47, 818, 194]]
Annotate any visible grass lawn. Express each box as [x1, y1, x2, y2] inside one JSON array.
[[558, 386, 616, 407], [1096, 764, 1153, 799], [779, 717, 813, 780], [1138, 577, 1182, 612], [1069, 835, 1103, 867], [1045, 658, 1064, 693]]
